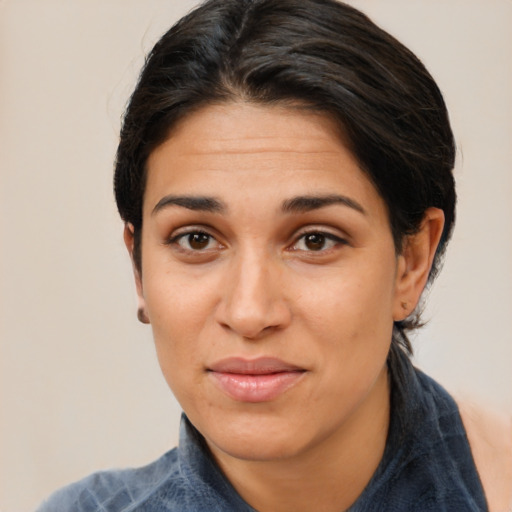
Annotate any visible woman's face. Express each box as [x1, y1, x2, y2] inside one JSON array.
[[132, 102, 411, 463]]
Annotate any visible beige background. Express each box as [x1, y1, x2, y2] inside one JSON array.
[[1, 1, 511, 510]]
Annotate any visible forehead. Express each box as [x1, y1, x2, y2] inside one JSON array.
[[160, 102, 348, 154], [144, 102, 386, 220]]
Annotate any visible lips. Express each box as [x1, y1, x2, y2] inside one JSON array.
[[207, 357, 306, 403]]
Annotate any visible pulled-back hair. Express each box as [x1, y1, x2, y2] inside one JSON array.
[[114, 0, 456, 360]]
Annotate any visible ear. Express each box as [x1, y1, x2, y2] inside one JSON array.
[[393, 208, 445, 321], [123, 223, 150, 324]]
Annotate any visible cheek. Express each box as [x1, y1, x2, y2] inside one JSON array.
[[149, 311, 205, 409], [292, 256, 397, 395], [296, 260, 397, 340], [142, 271, 214, 383], [142, 250, 221, 326]]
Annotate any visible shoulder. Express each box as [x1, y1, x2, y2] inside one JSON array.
[[36, 448, 181, 512], [457, 399, 512, 512], [356, 360, 488, 511]]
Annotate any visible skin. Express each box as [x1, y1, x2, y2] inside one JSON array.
[[125, 102, 444, 512]]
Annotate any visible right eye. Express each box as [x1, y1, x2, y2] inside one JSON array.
[[168, 231, 221, 252]]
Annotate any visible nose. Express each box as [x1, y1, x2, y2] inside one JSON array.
[[215, 250, 291, 340]]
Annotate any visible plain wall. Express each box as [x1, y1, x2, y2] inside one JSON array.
[[1, 1, 511, 510]]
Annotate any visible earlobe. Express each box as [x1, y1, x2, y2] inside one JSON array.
[[123, 223, 150, 325], [393, 208, 445, 321]]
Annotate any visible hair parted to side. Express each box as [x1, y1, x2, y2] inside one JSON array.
[[114, 0, 456, 361]]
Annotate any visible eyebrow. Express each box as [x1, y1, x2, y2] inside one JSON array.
[[151, 193, 366, 216], [281, 194, 366, 215], [152, 195, 226, 215]]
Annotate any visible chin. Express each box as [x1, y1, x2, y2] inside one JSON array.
[[193, 407, 318, 462], [212, 430, 305, 462]]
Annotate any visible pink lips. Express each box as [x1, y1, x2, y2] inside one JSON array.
[[207, 357, 306, 403]]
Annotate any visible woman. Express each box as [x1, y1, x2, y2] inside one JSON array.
[[38, 0, 511, 510]]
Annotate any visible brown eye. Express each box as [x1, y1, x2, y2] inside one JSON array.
[[169, 231, 218, 251], [187, 232, 211, 250], [292, 231, 344, 252], [304, 233, 326, 251]]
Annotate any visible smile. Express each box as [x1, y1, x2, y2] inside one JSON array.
[[207, 357, 307, 403]]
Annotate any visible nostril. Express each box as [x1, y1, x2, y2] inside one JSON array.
[[216, 306, 290, 341], [214, 262, 292, 338]]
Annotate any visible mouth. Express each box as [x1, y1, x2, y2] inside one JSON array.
[[207, 357, 307, 403]]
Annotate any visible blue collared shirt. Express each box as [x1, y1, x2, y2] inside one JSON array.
[[37, 350, 487, 511]]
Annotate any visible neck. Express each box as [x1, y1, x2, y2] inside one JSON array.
[[209, 366, 390, 512]]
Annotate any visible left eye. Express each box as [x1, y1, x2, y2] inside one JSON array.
[[174, 231, 219, 251], [293, 232, 342, 252]]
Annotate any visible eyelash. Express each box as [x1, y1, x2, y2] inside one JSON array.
[[166, 230, 221, 252], [166, 228, 347, 255], [289, 231, 347, 253]]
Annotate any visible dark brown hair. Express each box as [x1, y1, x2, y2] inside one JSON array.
[[114, 0, 456, 359]]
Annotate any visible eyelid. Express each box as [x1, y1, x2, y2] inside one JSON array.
[[165, 224, 216, 242], [165, 225, 224, 252], [288, 227, 349, 252], [167, 228, 209, 244], [292, 225, 348, 243], [163, 224, 348, 252]]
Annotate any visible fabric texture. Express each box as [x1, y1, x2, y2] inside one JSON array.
[[37, 350, 488, 511]]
